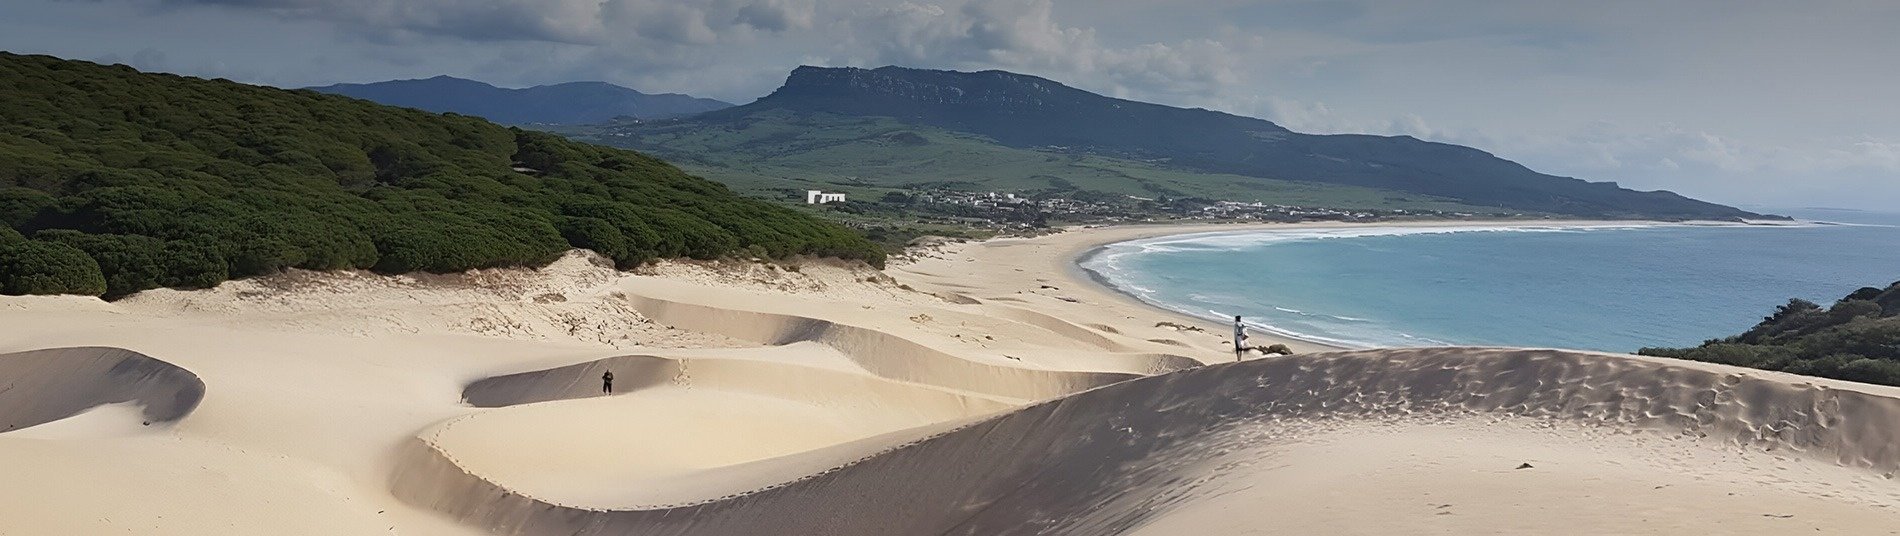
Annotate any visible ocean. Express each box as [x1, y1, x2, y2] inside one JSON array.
[[1079, 210, 1900, 353]]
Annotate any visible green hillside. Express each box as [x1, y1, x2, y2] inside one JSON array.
[[591, 65, 1772, 221], [565, 110, 1504, 214], [0, 53, 882, 299], [1640, 281, 1900, 386]]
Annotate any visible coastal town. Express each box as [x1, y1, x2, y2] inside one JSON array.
[[808, 187, 1519, 234]]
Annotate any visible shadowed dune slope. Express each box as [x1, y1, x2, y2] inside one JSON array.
[[392, 347, 1900, 535], [620, 293, 1186, 400], [463, 353, 1013, 415], [0, 347, 205, 433], [982, 304, 1133, 351], [430, 353, 1014, 508], [464, 355, 682, 408]]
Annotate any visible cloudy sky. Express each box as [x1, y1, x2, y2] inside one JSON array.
[[3, 0, 1896, 211]]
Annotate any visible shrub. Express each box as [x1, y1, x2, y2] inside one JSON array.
[[1835, 357, 1900, 386], [1646, 281, 1900, 386], [0, 187, 56, 227], [32, 230, 167, 298], [556, 216, 637, 267], [1831, 300, 1883, 323], [0, 240, 107, 296], [159, 241, 230, 290]]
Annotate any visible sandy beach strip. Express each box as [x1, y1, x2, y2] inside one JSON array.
[[895, 218, 1660, 358]]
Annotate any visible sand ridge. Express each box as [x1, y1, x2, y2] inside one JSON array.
[[617, 287, 1190, 400], [390, 347, 1900, 535]]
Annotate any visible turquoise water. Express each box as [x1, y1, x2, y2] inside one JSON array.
[[1079, 211, 1900, 352]]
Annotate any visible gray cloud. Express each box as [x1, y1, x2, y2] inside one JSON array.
[[146, 0, 613, 43], [127, 0, 816, 45], [735, 0, 815, 31], [837, 0, 1242, 104]]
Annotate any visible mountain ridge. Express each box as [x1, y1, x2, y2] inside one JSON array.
[[700, 65, 1773, 220], [309, 76, 732, 125]]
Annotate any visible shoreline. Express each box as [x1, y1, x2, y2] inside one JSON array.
[[912, 218, 1690, 357], [1063, 231, 1350, 353]]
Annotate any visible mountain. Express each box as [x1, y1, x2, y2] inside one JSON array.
[[308, 76, 732, 124], [620, 65, 1771, 220], [0, 53, 880, 298], [568, 110, 1505, 214]]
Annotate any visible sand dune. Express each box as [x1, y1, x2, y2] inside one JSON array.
[[6, 224, 1900, 535], [0, 346, 399, 535], [618, 288, 1187, 400], [389, 347, 1900, 535], [415, 353, 1010, 508], [0, 346, 204, 434]]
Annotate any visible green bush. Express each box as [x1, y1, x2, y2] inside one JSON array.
[[555, 216, 637, 267], [1835, 357, 1900, 385], [1831, 299, 1883, 323], [1642, 281, 1900, 386], [33, 230, 163, 297], [0, 187, 55, 227], [0, 240, 107, 296], [1878, 284, 1900, 316]]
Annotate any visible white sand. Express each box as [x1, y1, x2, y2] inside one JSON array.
[[2, 222, 1898, 535]]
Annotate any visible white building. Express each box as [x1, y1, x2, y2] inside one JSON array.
[[806, 190, 847, 204]]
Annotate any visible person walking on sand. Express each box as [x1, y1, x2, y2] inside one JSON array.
[[1233, 315, 1249, 362], [602, 370, 614, 395]]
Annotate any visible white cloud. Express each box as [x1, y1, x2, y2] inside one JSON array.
[[836, 0, 1241, 104]]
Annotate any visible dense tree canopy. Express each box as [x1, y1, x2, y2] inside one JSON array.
[[0, 53, 882, 299], [1641, 281, 1900, 386]]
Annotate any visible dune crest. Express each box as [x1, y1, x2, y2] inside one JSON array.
[[619, 291, 1178, 400]]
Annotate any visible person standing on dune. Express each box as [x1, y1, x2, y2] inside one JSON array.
[[1233, 316, 1249, 362], [602, 370, 614, 395]]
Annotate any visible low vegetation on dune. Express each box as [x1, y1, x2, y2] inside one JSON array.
[[0, 53, 883, 299], [1641, 281, 1900, 386]]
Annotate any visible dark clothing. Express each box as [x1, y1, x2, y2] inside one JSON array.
[[602, 371, 614, 394]]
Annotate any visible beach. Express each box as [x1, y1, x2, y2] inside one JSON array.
[[903, 219, 1626, 355], [4, 223, 1900, 535], [898, 221, 1341, 357]]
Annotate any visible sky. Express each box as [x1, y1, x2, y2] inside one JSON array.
[[2, 0, 1896, 211]]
